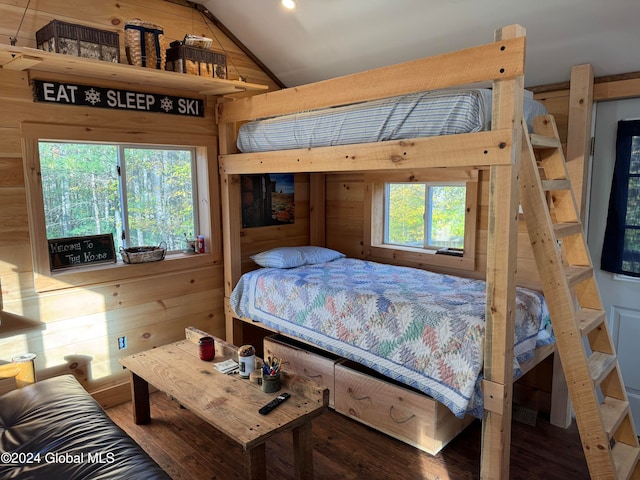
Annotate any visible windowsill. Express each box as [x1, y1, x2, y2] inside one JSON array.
[[366, 244, 475, 271], [34, 252, 221, 293]]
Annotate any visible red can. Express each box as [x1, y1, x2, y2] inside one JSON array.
[[198, 336, 215, 361], [196, 235, 205, 253]]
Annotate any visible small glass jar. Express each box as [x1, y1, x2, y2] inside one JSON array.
[[198, 336, 215, 361], [238, 345, 255, 379]]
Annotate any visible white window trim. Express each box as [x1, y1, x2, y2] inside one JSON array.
[[364, 169, 478, 272], [21, 122, 218, 293]]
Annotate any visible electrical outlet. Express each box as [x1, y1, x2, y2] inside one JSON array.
[[118, 336, 127, 350]]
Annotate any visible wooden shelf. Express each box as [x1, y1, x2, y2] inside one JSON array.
[[0, 44, 268, 96]]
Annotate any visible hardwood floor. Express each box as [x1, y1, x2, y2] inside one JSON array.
[[107, 392, 590, 479]]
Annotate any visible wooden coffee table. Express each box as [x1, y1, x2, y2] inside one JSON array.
[[119, 329, 329, 480]]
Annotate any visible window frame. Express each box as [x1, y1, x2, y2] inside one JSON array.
[[602, 119, 640, 276], [22, 122, 218, 292], [38, 141, 200, 253], [383, 181, 466, 250], [364, 169, 478, 272]]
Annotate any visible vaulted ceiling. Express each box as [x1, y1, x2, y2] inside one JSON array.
[[196, 0, 640, 89]]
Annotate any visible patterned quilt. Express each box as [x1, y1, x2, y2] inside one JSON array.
[[229, 258, 554, 418]]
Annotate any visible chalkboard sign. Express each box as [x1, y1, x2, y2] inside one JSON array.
[[48, 234, 116, 270]]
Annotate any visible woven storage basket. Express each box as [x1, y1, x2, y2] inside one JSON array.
[[124, 19, 166, 69], [166, 44, 227, 78], [120, 242, 166, 264]]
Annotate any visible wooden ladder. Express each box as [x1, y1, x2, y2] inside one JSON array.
[[519, 115, 640, 479]]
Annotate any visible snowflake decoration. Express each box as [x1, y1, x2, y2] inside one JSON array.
[[160, 97, 173, 112], [85, 88, 101, 105]]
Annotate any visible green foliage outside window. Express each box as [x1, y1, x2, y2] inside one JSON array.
[[39, 142, 196, 252], [386, 183, 465, 249]]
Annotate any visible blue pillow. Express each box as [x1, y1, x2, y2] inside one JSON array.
[[250, 246, 345, 268]]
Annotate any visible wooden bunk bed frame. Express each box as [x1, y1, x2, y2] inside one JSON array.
[[218, 24, 554, 479]]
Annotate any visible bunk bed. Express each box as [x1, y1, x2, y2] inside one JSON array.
[[218, 24, 560, 479]]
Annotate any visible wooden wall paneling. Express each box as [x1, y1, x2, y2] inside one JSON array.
[[0, 71, 31, 105], [534, 90, 570, 144], [0, 0, 256, 400], [0, 129, 22, 158], [309, 173, 326, 246], [325, 174, 364, 259], [0, 288, 222, 359], [0, 269, 222, 345], [0, 214, 29, 246]]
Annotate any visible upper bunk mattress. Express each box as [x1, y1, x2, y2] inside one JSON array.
[[236, 88, 547, 153], [229, 257, 554, 419]]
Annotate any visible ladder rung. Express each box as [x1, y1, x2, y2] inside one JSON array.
[[576, 308, 607, 337], [530, 133, 562, 149], [541, 179, 571, 191], [600, 397, 630, 438], [565, 265, 593, 288], [553, 222, 582, 239], [611, 441, 640, 480], [588, 351, 617, 386]]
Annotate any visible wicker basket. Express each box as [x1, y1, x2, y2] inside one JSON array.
[[166, 44, 227, 78], [124, 19, 166, 69], [36, 20, 120, 63], [120, 242, 167, 264]]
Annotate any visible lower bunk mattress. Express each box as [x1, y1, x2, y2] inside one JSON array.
[[236, 88, 548, 153], [230, 257, 554, 419]]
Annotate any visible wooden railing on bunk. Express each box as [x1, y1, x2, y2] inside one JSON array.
[[218, 24, 526, 480]]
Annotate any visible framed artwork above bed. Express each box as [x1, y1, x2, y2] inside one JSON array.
[[241, 173, 295, 228]]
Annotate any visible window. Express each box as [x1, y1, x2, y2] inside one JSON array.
[[602, 120, 640, 276], [22, 123, 217, 292], [385, 183, 465, 249], [365, 170, 477, 271], [38, 142, 197, 253]]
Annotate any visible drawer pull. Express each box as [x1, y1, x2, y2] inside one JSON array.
[[389, 405, 416, 424], [303, 368, 322, 380], [348, 387, 370, 402]]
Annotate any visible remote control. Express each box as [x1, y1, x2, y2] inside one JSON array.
[[258, 392, 291, 415]]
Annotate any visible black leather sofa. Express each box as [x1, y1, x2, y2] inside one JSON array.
[[0, 374, 170, 479]]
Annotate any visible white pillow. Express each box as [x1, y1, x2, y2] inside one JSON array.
[[250, 246, 345, 268]]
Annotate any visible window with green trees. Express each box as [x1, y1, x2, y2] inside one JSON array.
[[38, 141, 197, 253], [385, 183, 465, 249]]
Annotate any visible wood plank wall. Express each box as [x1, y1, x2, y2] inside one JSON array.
[[0, 0, 279, 407]]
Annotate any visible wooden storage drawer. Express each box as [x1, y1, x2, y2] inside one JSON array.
[[264, 334, 339, 407], [334, 361, 474, 455]]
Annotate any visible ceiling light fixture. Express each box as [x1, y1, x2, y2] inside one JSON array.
[[281, 0, 296, 10]]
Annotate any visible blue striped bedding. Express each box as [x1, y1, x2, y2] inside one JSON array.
[[237, 88, 547, 153], [229, 258, 554, 418]]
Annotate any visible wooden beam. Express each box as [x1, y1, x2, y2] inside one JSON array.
[[219, 36, 526, 123], [481, 23, 525, 480], [565, 64, 594, 221], [220, 130, 515, 175], [529, 70, 640, 96], [220, 171, 242, 343], [593, 76, 640, 101]]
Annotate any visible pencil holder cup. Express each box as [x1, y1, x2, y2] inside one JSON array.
[[262, 373, 281, 393]]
